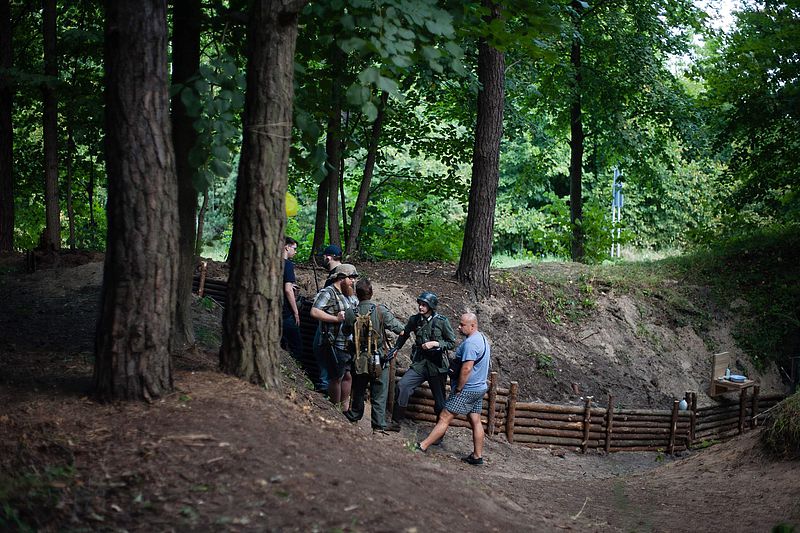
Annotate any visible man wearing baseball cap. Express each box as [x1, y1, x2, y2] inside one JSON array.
[[312, 244, 343, 393]]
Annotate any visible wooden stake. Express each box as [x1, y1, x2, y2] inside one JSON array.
[[386, 357, 396, 417], [605, 394, 615, 453], [689, 391, 697, 446], [581, 396, 593, 453], [506, 381, 518, 443], [750, 386, 760, 428], [487, 371, 498, 435], [668, 399, 679, 455], [198, 261, 208, 297], [738, 388, 747, 434]]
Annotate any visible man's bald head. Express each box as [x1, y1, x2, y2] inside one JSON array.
[[457, 312, 479, 337]]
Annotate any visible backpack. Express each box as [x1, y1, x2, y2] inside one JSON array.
[[353, 304, 384, 378]]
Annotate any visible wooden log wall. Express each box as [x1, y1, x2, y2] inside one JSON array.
[[191, 275, 786, 454]]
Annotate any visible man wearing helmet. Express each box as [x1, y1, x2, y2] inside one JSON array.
[[386, 290, 456, 431]]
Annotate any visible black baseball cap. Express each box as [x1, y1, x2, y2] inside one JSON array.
[[319, 244, 342, 257]]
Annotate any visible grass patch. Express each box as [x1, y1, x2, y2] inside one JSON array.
[[761, 390, 800, 460]]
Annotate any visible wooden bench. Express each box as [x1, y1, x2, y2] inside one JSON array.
[[709, 352, 755, 397]]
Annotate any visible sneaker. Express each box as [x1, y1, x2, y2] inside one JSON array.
[[414, 442, 427, 453], [343, 411, 360, 423], [461, 454, 484, 465]]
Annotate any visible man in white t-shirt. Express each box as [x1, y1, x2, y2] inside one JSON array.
[[416, 312, 490, 465]]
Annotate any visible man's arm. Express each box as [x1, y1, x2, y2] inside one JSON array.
[[284, 282, 299, 325], [455, 360, 475, 393]]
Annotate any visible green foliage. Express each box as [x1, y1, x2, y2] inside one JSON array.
[[172, 53, 245, 192], [761, 391, 800, 460], [0, 464, 75, 531]]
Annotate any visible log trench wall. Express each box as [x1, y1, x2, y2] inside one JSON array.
[[192, 275, 785, 454], [402, 373, 783, 454]]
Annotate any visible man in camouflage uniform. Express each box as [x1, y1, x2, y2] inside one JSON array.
[[387, 291, 456, 431], [310, 263, 359, 409], [342, 278, 406, 432]]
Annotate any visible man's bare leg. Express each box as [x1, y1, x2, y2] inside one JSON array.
[[419, 410, 455, 450], [468, 411, 484, 458]]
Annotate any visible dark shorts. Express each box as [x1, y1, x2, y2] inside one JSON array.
[[445, 389, 486, 415], [324, 346, 352, 380]]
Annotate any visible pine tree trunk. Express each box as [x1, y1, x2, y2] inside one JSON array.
[[0, 0, 13, 252], [569, 3, 585, 263], [42, 0, 60, 251], [66, 129, 75, 250], [170, 0, 201, 350], [324, 43, 346, 250], [219, 0, 304, 387], [94, 0, 179, 401], [312, 179, 327, 257], [346, 91, 388, 257], [456, 5, 505, 298]]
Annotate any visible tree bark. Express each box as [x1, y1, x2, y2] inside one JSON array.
[[324, 42, 346, 250], [0, 0, 13, 252], [219, 0, 305, 387], [195, 189, 208, 257], [456, 1, 505, 297], [346, 91, 388, 257], [170, 0, 201, 350], [94, 0, 179, 401], [42, 0, 60, 251], [66, 128, 75, 250], [311, 178, 327, 257], [569, 2, 585, 263]]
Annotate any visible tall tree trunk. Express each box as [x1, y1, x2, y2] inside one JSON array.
[[66, 128, 75, 250], [219, 0, 305, 387], [94, 0, 179, 401], [456, 2, 505, 297], [42, 0, 60, 251], [346, 91, 388, 257], [88, 155, 95, 228], [568, 2, 585, 263], [311, 178, 327, 257], [0, 0, 13, 252], [324, 43, 346, 250], [195, 189, 208, 257], [170, 0, 201, 350]]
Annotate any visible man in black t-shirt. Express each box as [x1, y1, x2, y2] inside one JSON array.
[[282, 237, 302, 359]]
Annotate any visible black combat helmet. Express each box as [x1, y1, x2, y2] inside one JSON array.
[[417, 291, 438, 311]]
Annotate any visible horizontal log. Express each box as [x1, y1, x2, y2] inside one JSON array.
[[694, 428, 741, 442], [610, 445, 687, 453], [614, 420, 691, 431], [513, 434, 601, 447], [603, 439, 675, 447], [696, 416, 741, 432], [513, 419, 585, 431], [514, 410, 587, 423], [516, 402, 606, 416], [615, 408, 690, 417], [612, 413, 688, 423], [409, 411, 486, 428], [697, 411, 749, 425], [513, 427, 603, 439], [610, 426, 684, 435]]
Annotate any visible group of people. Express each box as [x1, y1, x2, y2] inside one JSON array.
[[281, 239, 492, 465]]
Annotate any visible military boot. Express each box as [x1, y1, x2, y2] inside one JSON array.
[[385, 404, 407, 432]]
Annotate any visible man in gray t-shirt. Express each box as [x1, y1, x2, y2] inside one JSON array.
[[416, 312, 491, 465]]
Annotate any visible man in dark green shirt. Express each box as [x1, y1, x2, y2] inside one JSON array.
[[387, 291, 456, 431], [342, 279, 406, 431]]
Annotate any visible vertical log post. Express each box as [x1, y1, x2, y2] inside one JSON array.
[[487, 371, 498, 434], [581, 396, 593, 453], [750, 386, 760, 428], [738, 388, 747, 434], [668, 399, 679, 455], [386, 357, 396, 417], [505, 381, 518, 443], [198, 260, 208, 297], [689, 391, 698, 446], [604, 394, 615, 453]]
